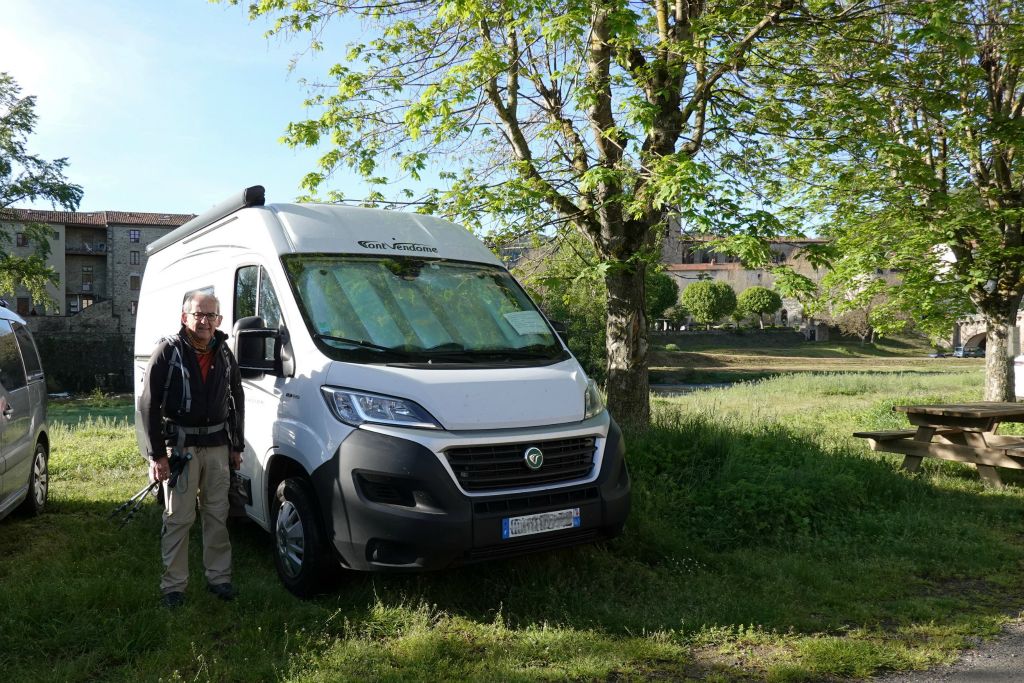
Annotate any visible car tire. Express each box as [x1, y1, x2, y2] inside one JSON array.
[[17, 441, 48, 516], [272, 477, 332, 597]]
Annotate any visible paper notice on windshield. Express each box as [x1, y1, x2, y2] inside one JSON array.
[[504, 311, 549, 336]]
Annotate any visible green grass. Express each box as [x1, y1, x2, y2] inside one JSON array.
[[648, 331, 979, 385], [4, 371, 1024, 681], [49, 393, 134, 426]]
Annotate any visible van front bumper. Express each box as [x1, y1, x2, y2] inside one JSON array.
[[310, 420, 630, 571]]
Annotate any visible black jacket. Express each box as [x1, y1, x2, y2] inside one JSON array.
[[139, 327, 245, 459]]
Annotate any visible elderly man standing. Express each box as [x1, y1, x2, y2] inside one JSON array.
[[139, 291, 245, 609]]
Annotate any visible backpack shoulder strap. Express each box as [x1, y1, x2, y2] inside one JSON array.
[[162, 336, 191, 413]]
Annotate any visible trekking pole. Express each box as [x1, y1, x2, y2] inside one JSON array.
[[114, 480, 161, 527], [110, 480, 160, 521], [110, 451, 192, 526]]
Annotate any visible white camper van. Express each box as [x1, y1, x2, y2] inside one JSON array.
[[134, 186, 630, 595]]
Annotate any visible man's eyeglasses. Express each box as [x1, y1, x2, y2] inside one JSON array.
[[189, 312, 222, 322]]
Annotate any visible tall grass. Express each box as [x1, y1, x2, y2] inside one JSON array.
[[3, 370, 1023, 681]]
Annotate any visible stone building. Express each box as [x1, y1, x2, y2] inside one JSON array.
[[660, 226, 829, 328], [3, 209, 193, 391], [500, 227, 834, 331]]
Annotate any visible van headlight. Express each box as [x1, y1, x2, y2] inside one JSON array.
[[583, 378, 605, 420], [321, 386, 442, 429]]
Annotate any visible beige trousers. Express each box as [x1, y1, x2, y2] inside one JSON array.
[[160, 444, 232, 593]]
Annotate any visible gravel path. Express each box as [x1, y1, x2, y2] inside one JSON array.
[[877, 620, 1024, 682]]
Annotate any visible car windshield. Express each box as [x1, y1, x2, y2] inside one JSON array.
[[283, 255, 567, 365]]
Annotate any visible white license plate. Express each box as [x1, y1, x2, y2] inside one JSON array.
[[502, 508, 581, 539]]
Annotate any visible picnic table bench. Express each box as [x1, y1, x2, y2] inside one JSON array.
[[854, 402, 1024, 487]]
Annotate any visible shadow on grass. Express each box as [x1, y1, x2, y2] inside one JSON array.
[[4, 407, 1024, 680], [316, 411, 1024, 636]]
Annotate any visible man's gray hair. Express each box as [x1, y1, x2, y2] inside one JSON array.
[[182, 290, 220, 313]]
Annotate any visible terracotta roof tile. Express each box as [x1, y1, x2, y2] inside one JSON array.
[[6, 208, 195, 227]]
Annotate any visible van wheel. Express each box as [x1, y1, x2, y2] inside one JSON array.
[[272, 478, 330, 597], [17, 442, 49, 516]]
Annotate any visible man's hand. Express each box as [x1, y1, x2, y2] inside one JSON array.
[[150, 455, 170, 482], [230, 451, 243, 471]]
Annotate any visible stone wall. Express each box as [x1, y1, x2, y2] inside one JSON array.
[[25, 300, 134, 393]]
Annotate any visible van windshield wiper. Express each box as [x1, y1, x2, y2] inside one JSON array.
[[476, 346, 560, 360], [409, 344, 561, 363], [313, 334, 404, 354]]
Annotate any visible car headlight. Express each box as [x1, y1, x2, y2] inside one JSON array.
[[321, 386, 442, 429], [583, 378, 605, 420]]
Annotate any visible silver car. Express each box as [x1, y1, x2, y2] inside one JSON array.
[[0, 306, 49, 522]]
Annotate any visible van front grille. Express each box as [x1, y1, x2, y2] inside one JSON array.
[[445, 437, 596, 492]]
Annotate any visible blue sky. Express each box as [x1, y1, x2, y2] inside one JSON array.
[[2, 0, 364, 214]]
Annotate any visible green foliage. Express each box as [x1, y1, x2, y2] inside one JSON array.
[[522, 237, 686, 381], [645, 270, 678, 320], [742, 1, 1024, 394], [738, 285, 783, 328], [0, 72, 83, 305], [227, 0, 816, 426], [518, 237, 608, 381], [664, 304, 689, 326], [679, 280, 737, 328]]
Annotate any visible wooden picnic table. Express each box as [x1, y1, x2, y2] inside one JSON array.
[[854, 402, 1024, 487]]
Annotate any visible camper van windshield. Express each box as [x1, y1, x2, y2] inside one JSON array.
[[284, 255, 568, 365]]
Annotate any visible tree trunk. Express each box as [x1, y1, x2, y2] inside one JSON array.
[[759, 314, 764, 330], [983, 314, 1015, 401], [604, 264, 650, 429]]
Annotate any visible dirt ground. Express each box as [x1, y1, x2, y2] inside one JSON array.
[[877, 619, 1024, 682]]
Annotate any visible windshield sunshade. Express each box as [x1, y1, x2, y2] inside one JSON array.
[[284, 255, 566, 365]]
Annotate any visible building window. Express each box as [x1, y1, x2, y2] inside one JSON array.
[[16, 297, 29, 316], [130, 250, 140, 265], [16, 232, 27, 247], [69, 299, 79, 314], [130, 300, 138, 315], [82, 266, 93, 293], [52, 230, 60, 241], [130, 275, 141, 291], [81, 295, 94, 309], [129, 229, 141, 243]]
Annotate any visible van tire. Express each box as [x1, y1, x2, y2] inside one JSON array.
[[272, 477, 330, 597], [17, 441, 49, 516]]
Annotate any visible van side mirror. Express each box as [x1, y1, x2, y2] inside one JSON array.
[[233, 316, 276, 379], [232, 316, 296, 379], [274, 326, 296, 378]]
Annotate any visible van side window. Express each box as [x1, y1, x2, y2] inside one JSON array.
[[0, 320, 27, 391], [11, 323, 42, 381], [234, 265, 281, 329], [235, 266, 258, 321], [258, 269, 282, 329]]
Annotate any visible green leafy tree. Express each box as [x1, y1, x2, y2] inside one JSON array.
[[645, 271, 678, 321], [749, 1, 1024, 400], [0, 73, 82, 305], [519, 239, 609, 381], [522, 238, 688, 380], [230, 0, 819, 427], [680, 280, 736, 329], [737, 286, 782, 329]]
